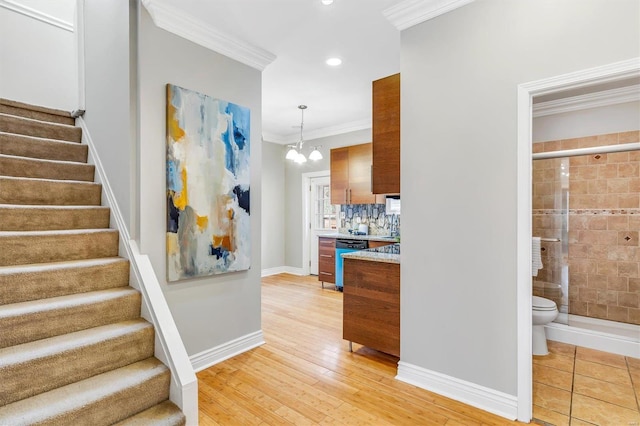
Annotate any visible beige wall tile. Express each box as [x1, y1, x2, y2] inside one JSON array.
[[629, 307, 640, 325], [587, 303, 608, 319], [608, 276, 629, 292], [618, 262, 639, 278], [618, 130, 640, 144], [608, 152, 630, 163], [629, 278, 640, 293], [618, 162, 640, 178], [607, 178, 629, 193], [618, 292, 639, 308], [608, 215, 629, 230], [629, 150, 640, 161], [579, 288, 597, 303], [533, 142, 544, 153], [572, 165, 599, 180], [587, 274, 608, 290], [570, 300, 588, 315], [596, 133, 618, 147], [618, 231, 639, 246], [608, 305, 629, 322], [618, 193, 640, 208], [596, 260, 618, 276], [629, 178, 640, 192], [598, 163, 618, 179], [596, 290, 618, 305]]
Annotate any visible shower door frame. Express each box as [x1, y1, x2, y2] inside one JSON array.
[[515, 57, 640, 422]]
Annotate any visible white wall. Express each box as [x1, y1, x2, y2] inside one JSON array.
[[0, 0, 77, 110], [281, 128, 372, 269], [261, 141, 286, 271], [83, 0, 134, 234], [138, 7, 262, 356], [533, 101, 640, 142], [401, 0, 639, 397]]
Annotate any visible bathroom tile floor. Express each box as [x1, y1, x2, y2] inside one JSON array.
[[532, 340, 640, 426]]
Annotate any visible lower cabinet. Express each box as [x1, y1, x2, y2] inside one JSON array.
[[343, 258, 400, 357], [318, 237, 336, 285]]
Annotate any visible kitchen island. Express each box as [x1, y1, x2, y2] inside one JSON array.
[[342, 244, 400, 356]]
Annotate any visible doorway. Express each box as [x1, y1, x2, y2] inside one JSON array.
[[302, 170, 338, 276], [516, 58, 640, 422]]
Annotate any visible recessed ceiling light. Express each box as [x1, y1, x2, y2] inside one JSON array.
[[321, 0, 334, 5], [326, 57, 342, 66]]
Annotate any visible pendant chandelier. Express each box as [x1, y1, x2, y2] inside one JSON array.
[[286, 105, 323, 163]]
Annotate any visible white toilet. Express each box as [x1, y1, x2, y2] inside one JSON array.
[[532, 296, 558, 356]]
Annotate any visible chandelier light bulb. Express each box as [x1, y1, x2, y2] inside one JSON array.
[[309, 147, 323, 161], [286, 147, 298, 160]]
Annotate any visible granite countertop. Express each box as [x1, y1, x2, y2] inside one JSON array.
[[319, 233, 399, 243], [341, 244, 400, 264]]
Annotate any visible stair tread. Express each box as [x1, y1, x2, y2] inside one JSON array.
[[0, 319, 150, 367], [0, 174, 99, 185], [0, 228, 117, 237], [0, 287, 138, 318], [0, 358, 168, 423], [0, 112, 77, 130], [0, 152, 91, 167], [0, 203, 108, 210], [0, 131, 82, 146], [114, 401, 186, 426], [0, 257, 125, 275], [0, 99, 72, 119]]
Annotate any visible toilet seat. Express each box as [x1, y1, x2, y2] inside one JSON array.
[[533, 296, 557, 311]]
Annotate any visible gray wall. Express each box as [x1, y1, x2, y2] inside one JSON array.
[[401, 0, 639, 395], [261, 141, 285, 270], [282, 129, 371, 269], [84, 1, 133, 232], [138, 7, 262, 356]]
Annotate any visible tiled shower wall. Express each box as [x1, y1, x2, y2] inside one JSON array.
[[533, 130, 640, 325], [339, 204, 400, 237]]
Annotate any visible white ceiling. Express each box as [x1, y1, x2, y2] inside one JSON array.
[[157, 0, 402, 144]]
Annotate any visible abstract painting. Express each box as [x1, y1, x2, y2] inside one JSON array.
[[166, 84, 250, 281]]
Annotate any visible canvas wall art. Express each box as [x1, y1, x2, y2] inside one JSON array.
[[166, 84, 250, 281]]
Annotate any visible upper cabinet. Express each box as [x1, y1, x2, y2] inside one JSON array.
[[330, 143, 384, 205], [372, 73, 400, 195]]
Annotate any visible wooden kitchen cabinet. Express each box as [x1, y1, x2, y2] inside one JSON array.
[[318, 237, 336, 286], [368, 240, 394, 249], [343, 258, 400, 356], [372, 73, 400, 195], [330, 143, 384, 205]]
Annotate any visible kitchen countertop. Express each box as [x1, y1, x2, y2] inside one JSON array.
[[341, 243, 400, 264], [319, 233, 399, 243]]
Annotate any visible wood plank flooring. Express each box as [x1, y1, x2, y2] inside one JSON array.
[[197, 274, 518, 425]]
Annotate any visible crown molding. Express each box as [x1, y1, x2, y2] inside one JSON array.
[[263, 118, 372, 144], [141, 0, 276, 71], [0, 0, 73, 32], [533, 84, 640, 118], [383, 0, 475, 31]]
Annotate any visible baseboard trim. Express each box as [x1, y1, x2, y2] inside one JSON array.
[[191, 330, 265, 372], [261, 266, 305, 277], [396, 361, 517, 420]]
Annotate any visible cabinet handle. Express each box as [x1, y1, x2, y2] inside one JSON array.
[[320, 254, 332, 258], [344, 188, 348, 204], [349, 189, 352, 204], [320, 272, 333, 276]]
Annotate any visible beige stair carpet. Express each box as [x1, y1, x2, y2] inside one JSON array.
[[0, 99, 185, 425]]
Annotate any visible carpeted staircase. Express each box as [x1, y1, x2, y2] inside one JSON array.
[[0, 99, 186, 425]]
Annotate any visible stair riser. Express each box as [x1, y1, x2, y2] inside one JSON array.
[[0, 177, 101, 205], [0, 115, 81, 142], [0, 206, 110, 232], [114, 401, 186, 426], [0, 132, 87, 162], [0, 291, 141, 348], [0, 104, 75, 126], [0, 155, 95, 181], [0, 231, 119, 266], [0, 325, 154, 406], [0, 259, 129, 305]]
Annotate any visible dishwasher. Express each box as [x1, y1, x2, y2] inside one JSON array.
[[335, 239, 368, 290]]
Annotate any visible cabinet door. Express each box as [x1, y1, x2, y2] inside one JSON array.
[[330, 147, 349, 204], [318, 238, 336, 284], [347, 143, 377, 204], [372, 73, 400, 195]]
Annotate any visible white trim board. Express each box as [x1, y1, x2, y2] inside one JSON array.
[[516, 57, 640, 423], [190, 330, 265, 372], [546, 322, 640, 358], [141, 0, 275, 71], [396, 362, 517, 420], [383, 0, 475, 31], [261, 266, 310, 277], [533, 84, 640, 118], [0, 0, 74, 31]]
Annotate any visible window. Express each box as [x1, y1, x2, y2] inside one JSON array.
[[315, 183, 337, 230]]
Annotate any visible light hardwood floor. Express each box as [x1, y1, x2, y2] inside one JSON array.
[[197, 273, 518, 425]]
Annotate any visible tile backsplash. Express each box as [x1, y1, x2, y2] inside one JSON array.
[[339, 204, 400, 237]]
